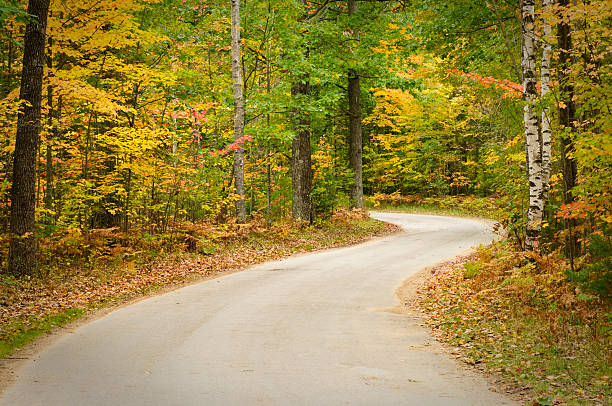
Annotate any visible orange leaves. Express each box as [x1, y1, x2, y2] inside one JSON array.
[[209, 134, 253, 158], [447, 69, 523, 99]]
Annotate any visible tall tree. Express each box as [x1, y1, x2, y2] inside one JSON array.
[[540, 0, 552, 201], [8, 0, 51, 276], [521, 0, 545, 250], [289, 1, 314, 222], [291, 79, 312, 222], [347, 0, 363, 209], [557, 0, 579, 260], [231, 0, 246, 222]]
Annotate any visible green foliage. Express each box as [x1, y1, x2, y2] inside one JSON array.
[[566, 233, 612, 298], [463, 261, 482, 279]]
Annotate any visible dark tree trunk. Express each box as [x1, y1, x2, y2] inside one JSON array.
[[8, 0, 51, 276], [557, 0, 580, 261], [291, 80, 312, 222], [348, 0, 363, 209], [348, 69, 363, 208]]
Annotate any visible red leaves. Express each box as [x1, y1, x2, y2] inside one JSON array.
[[447, 69, 523, 99], [555, 200, 591, 221], [210, 134, 253, 157]]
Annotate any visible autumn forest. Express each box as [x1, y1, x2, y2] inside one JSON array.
[[0, 0, 610, 403]]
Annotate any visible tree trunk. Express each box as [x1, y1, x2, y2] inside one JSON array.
[[521, 0, 544, 250], [540, 0, 552, 200], [348, 69, 363, 209], [123, 166, 132, 232], [347, 0, 364, 209], [265, 44, 272, 227], [231, 0, 246, 223], [8, 0, 51, 276], [44, 85, 53, 212], [5, 28, 13, 97], [291, 80, 312, 222], [557, 0, 579, 261]]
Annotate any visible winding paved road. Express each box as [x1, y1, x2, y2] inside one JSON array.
[[1, 213, 517, 405]]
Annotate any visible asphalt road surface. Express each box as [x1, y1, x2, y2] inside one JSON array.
[[1, 213, 517, 405]]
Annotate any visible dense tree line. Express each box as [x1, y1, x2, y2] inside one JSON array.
[[1, 0, 610, 293]]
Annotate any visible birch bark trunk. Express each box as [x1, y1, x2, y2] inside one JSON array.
[[8, 0, 51, 276], [231, 0, 246, 223], [521, 0, 544, 250], [540, 0, 553, 200]]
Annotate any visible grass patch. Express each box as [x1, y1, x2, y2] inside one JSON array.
[[418, 241, 611, 405], [0, 309, 84, 359]]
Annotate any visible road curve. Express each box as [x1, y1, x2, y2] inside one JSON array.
[[1, 213, 516, 406]]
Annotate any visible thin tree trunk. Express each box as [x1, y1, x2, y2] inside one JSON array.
[[265, 42, 272, 227], [291, 80, 312, 222], [44, 85, 53, 212], [540, 0, 552, 200], [5, 29, 13, 97], [231, 0, 246, 223], [521, 0, 544, 250], [347, 0, 363, 209], [266, 149, 272, 226], [8, 0, 51, 276], [557, 0, 579, 263], [53, 95, 62, 223], [123, 166, 131, 232], [44, 35, 53, 214]]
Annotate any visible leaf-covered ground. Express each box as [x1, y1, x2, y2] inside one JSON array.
[[0, 210, 398, 358], [416, 241, 611, 406]]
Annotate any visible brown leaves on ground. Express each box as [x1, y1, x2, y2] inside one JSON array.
[[415, 241, 611, 405], [0, 211, 399, 345]]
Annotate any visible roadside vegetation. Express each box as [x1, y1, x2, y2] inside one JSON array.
[[418, 243, 611, 405], [366, 193, 502, 219]]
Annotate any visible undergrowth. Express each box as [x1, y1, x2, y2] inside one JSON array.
[[418, 240, 611, 405]]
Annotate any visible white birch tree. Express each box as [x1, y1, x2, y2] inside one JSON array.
[[540, 0, 553, 200], [521, 0, 545, 250]]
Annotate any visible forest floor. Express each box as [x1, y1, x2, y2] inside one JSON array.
[[409, 245, 611, 406], [0, 209, 399, 360]]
